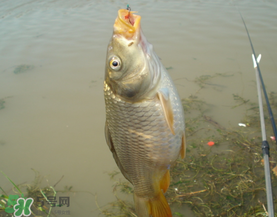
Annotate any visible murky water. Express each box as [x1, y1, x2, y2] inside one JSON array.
[[0, 0, 276, 216]]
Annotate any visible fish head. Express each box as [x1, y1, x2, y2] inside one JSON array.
[[105, 9, 160, 101]]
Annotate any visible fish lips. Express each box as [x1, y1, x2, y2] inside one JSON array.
[[113, 9, 141, 40]]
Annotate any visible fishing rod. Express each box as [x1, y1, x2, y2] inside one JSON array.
[[236, 7, 275, 217], [238, 10, 277, 142], [252, 54, 274, 217]]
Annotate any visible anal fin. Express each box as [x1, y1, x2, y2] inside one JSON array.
[[160, 170, 170, 193]]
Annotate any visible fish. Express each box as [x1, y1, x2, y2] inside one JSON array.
[[104, 8, 186, 217]]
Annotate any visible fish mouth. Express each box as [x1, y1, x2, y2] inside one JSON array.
[[114, 9, 141, 39]]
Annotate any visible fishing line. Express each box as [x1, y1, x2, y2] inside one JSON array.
[[233, 3, 276, 216]]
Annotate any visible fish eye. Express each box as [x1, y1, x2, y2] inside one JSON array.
[[109, 56, 122, 71]]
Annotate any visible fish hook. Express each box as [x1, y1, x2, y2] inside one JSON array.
[[125, 4, 132, 25]]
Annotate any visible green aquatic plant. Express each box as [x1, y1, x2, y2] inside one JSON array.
[[13, 64, 34, 74], [0, 99, 5, 110], [0, 97, 12, 111], [193, 73, 233, 91], [232, 94, 250, 109]]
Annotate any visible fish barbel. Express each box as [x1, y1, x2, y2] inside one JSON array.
[[104, 8, 185, 217]]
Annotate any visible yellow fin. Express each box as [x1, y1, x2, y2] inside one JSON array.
[[157, 89, 175, 135], [180, 132, 186, 159], [134, 189, 172, 217], [160, 170, 170, 193], [149, 191, 172, 217]]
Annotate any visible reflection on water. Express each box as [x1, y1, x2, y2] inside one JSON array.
[[0, 0, 276, 216]]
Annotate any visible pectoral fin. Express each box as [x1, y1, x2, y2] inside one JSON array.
[[157, 89, 175, 135], [105, 122, 131, 183]]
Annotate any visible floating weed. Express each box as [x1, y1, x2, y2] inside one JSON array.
[[181, 95, 210, 114], [13, 64, 34, 74], [107, 171, 121, 180], [232, 94, 250, 109], [0, 99, 5, 110], [0, 97, 12, 110], [98, 75, 277, 217], [193, 73, 233, 90], [168, 141, 272, 216]]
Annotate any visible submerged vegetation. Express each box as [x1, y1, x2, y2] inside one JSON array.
[[0, 99, 5, 110], [98, 73, 277, 217], [13, 64, 34, 74]]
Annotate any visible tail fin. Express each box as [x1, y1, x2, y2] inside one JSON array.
[[134, 191, 172, 217]]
